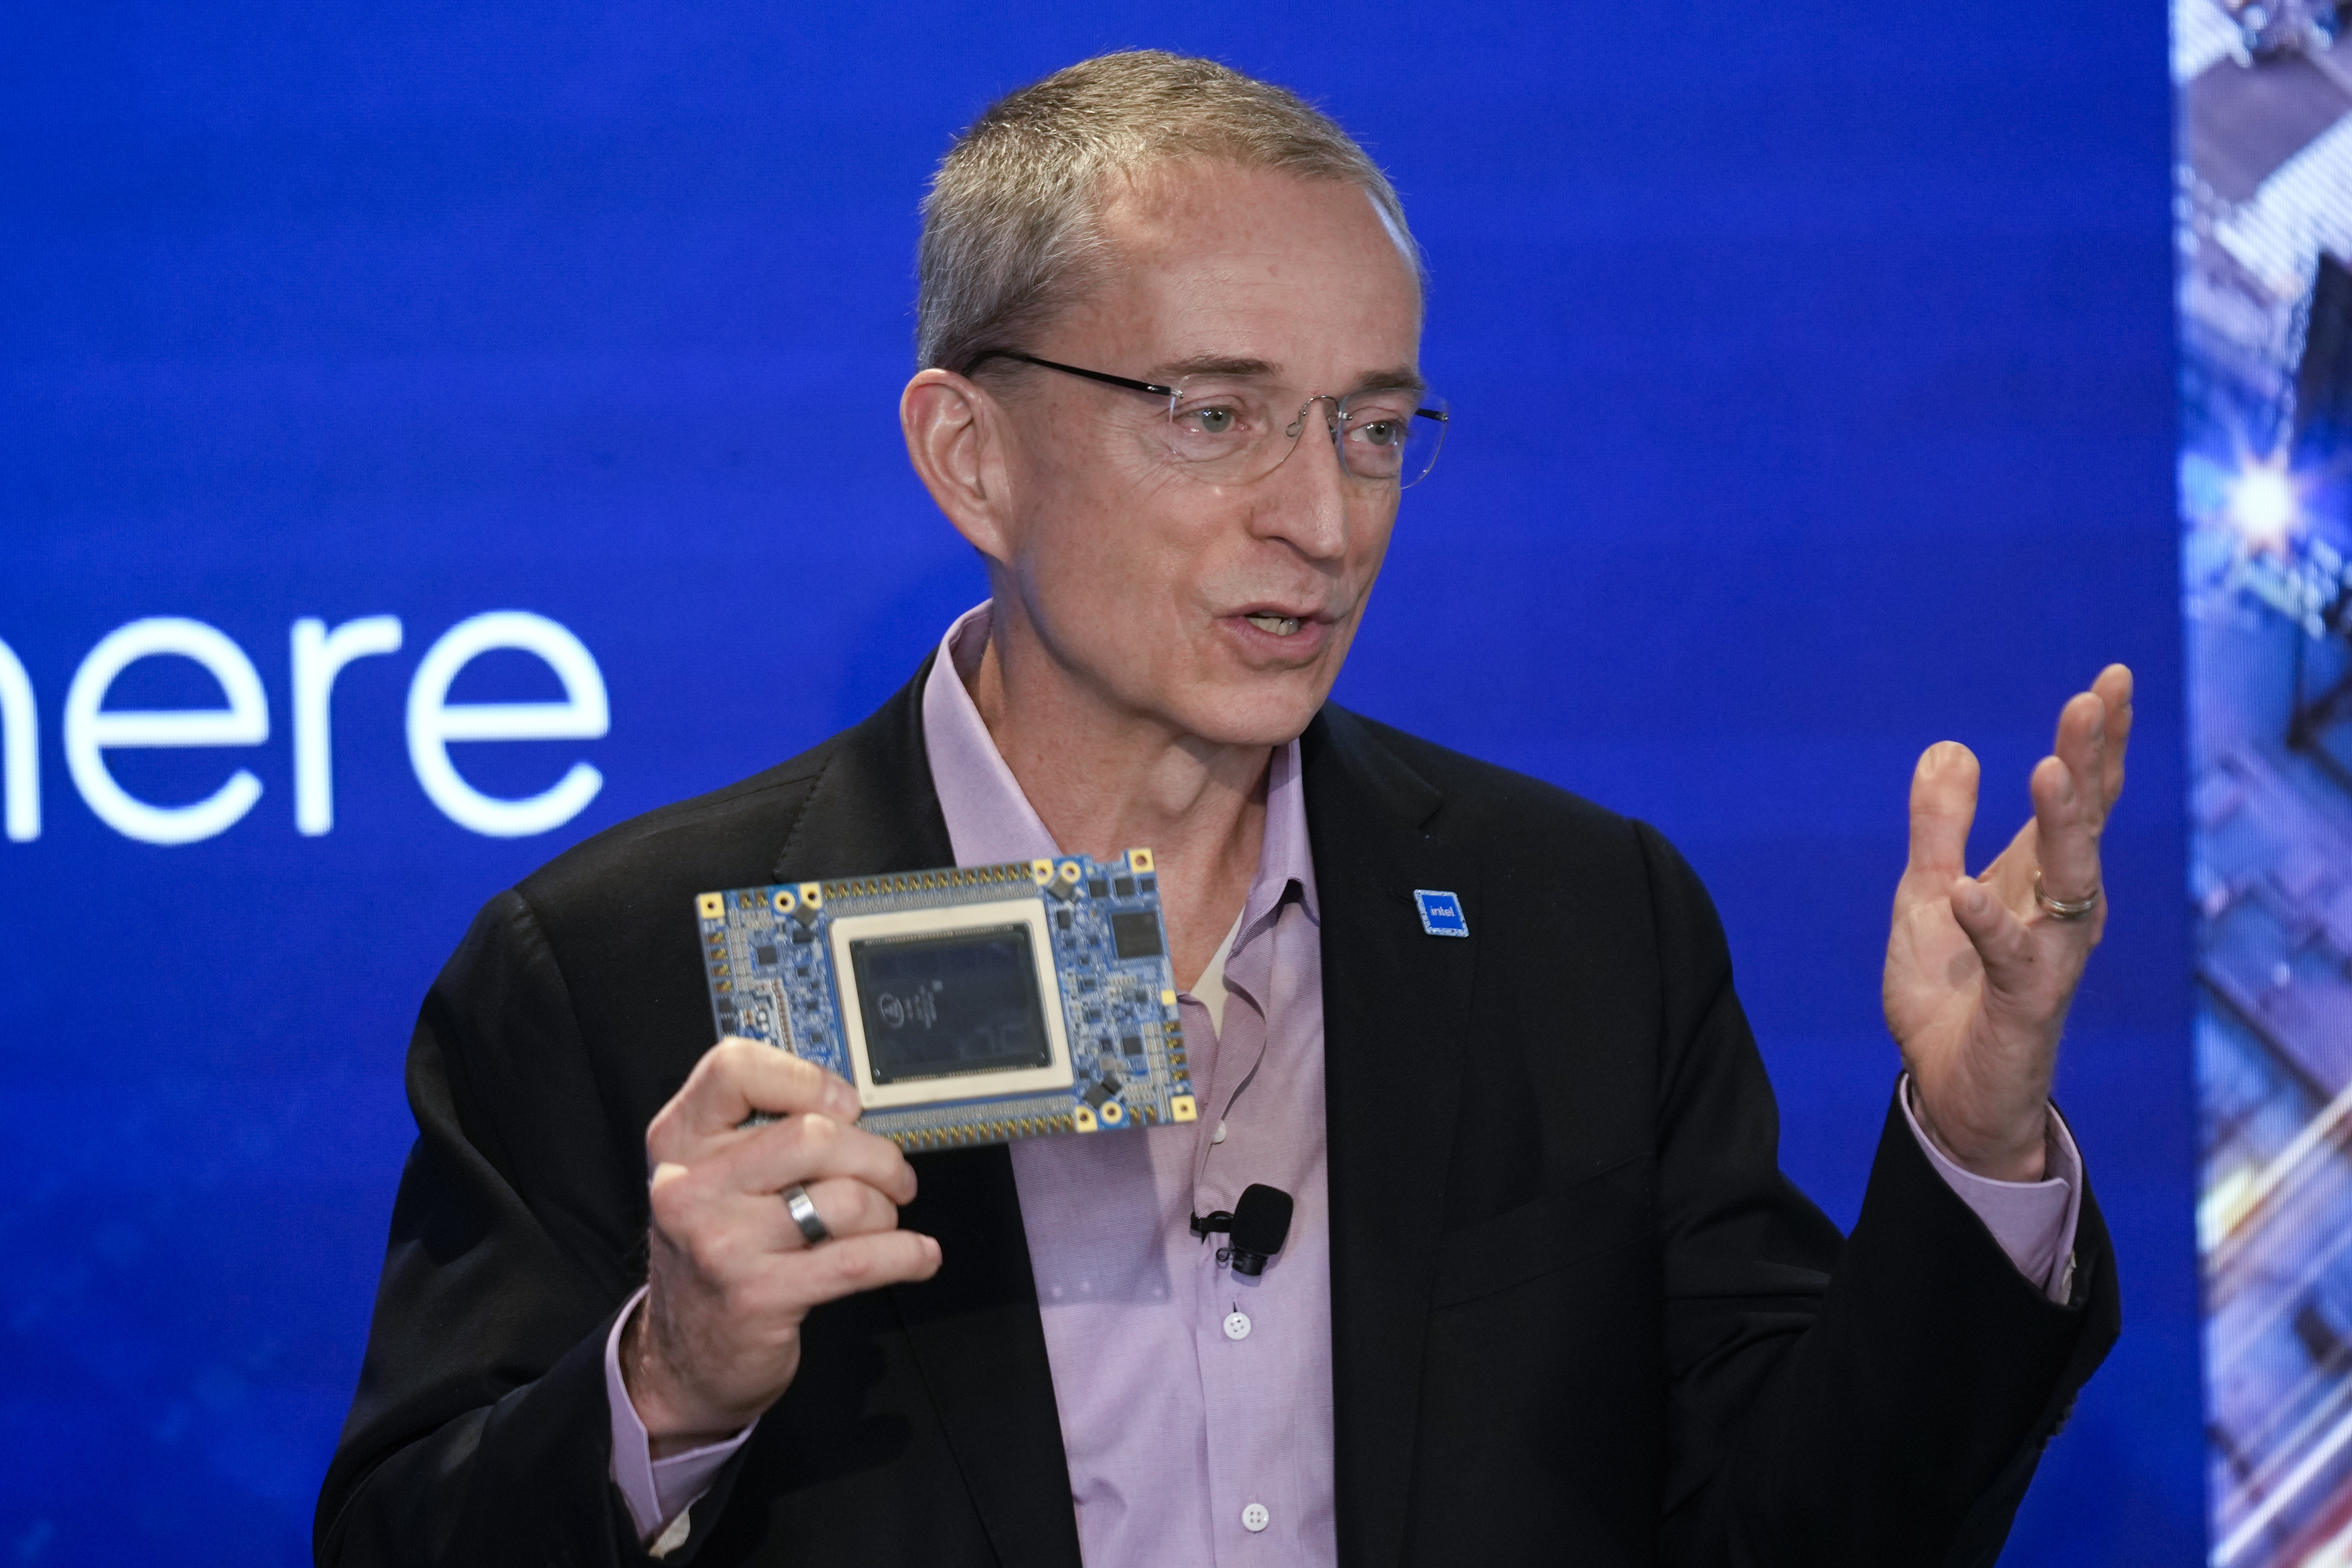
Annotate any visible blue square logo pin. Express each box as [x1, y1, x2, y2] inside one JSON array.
[[1413, 889, 1469, 938]]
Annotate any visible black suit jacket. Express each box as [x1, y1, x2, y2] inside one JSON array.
[[317, 666, 2118, 1567]]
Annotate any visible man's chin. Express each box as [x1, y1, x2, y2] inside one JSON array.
[[1173, 680, 1331, 751]]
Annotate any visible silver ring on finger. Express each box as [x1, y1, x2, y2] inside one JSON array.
[[2033, 870, 2100, 922], [782, 1182, 831, 1246]]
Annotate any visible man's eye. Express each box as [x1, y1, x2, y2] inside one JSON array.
[[1358, 420, 1400, 448], [1189, 406, 1238, 436]]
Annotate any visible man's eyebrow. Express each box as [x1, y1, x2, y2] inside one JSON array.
[[1146, 355, 1428, 395], [1148, 354, 1282, 381], [1353, 366, 1427, 395]]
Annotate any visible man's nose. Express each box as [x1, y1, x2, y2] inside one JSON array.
[[1252, 405, 1353, 560]]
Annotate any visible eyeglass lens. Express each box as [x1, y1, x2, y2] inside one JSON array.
[[1162, 381, 1448, 489]]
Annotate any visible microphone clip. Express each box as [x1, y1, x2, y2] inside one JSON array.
[[1189, 1183, 1294, 1277]]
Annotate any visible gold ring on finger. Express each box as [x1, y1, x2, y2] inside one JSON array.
[[2033, 871, 2100, 922]]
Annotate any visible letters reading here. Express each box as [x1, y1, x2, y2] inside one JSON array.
[[0, 610, 609, 845]]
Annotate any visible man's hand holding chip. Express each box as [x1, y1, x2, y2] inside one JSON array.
[[620, 1038, 943, 1454]]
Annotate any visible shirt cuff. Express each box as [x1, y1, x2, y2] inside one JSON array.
[[604, 1285, 758, 1553], [1898, 1076, 2082, 1304]]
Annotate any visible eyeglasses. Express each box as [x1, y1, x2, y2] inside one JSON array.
[[974, 351, 1449, 490]]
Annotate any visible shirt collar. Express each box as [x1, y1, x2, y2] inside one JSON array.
[[920, 601, 1320, 931], [921, 603, 1060, 867]]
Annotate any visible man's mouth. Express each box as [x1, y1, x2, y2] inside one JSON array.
[[1243, 613, 1303, 637]]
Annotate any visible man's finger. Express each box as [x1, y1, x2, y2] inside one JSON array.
[[2052, 691, 2109, 831], [2029, 752, 2103, 914], [754, 1228, 944, 1315], [1948, 874, 2035, 994], [713, 1110, 920, 1209], [774, 1174, 904, 1249], [650, 1038, 861, 1159], [684, 1172, 905, 1260], [1906, 741, 1981, 884], [2092, 663, 2134, 812]]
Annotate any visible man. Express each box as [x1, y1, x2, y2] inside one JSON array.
[[318, 51, 2126, 1567]]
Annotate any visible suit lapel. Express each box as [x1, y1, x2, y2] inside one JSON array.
[[768, 655, 959, 888], [1305, 707, 1481, 1568], [771, 660, 1082, 1567]]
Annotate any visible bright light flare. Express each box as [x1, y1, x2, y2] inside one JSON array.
[[2223, 450, 2305, 553]]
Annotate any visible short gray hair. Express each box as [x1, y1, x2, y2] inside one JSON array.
[[916, 51, 1418, 375]]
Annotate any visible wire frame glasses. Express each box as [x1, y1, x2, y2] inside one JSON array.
[[977, 351, 1450, 490]]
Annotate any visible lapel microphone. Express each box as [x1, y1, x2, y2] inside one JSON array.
[[1189, 1184, 1295, 1277]]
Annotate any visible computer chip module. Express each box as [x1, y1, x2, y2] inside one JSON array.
[[695, 849, 1197, 1150]]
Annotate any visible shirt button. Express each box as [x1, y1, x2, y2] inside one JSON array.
[[1242, 1503, 1270, 1533], [1212, 1119, 1228, 1144], [1223, 1310, 1252, 1341]]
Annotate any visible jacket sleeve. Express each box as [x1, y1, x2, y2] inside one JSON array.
[[314, 891, 712, 1568], [1639, 823, 2120, 1568]]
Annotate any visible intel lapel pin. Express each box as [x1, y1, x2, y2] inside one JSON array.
[[1413, 889, 1469, 938]]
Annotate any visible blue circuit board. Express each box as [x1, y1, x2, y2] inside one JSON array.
[[695, 849, 1196, 1150]]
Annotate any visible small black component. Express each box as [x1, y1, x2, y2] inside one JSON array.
[[1097, 1071, 1122, 1095], [754, 945, 777, 967], [1120, 1034, 1143, 1056], [790, 924, 816, 943], [1082, 1080, 1116, 1109], [1138, 876, 1156, 893], [1191, 1184, 1295, 1277], [1055, 908, 1071, 931], [1113, 877, 1136, 898], [1088, 879, 1109, 899], [1111, 911, 1163, 959], [1229, 1184, 1295, 1276], [1084, 1006, 1103, 1024], [847, 924, 1052, 1084], [715, 995, 737, 1014], [1078, 976, 1097, 992]]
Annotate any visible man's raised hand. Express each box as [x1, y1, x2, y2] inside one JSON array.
[[1883, 664, 2133, 1183], [621, 1038, 942, 1454]]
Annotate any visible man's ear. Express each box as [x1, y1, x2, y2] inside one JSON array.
[[901, 369, 1014, 561]]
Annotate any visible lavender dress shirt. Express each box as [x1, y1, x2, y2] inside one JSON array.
[[603, 603, 2084, 1560]]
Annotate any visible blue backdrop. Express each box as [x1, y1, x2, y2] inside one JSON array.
[[0, 4, 2190, 1563]]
